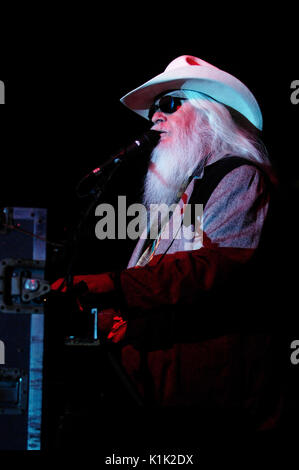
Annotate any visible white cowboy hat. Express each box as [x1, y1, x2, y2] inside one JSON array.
[[120, 55, 263, 131]]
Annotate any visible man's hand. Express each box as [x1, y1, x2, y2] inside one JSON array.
[[107, 315, 128, 343], [51, 277, 68, 292], [51, 273, 115, 295], [51, 276, 127, 341]]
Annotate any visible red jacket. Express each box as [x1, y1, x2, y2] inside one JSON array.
[[103, 157, 283, 430]]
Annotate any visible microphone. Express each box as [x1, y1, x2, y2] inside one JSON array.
[[76, 130, 161, 197]]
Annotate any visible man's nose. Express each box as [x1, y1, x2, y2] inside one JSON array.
[[151, 110, 167, 124]]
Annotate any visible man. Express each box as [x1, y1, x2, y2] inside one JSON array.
[[52, 56, 283, 435]]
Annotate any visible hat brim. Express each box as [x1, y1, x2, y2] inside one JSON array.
[[120, 65, 263, 131]]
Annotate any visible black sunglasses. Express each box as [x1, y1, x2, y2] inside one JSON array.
[[148, 95, 187, 121]]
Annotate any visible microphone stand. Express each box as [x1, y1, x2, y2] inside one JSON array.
[[63, 159, 123, 343], [54, 132, 160, 412], [61, 129, 161, 341]]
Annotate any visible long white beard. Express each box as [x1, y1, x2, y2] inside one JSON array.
[[142, 127, 205, 208]]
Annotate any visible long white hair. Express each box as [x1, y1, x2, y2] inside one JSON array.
[[183, 90, 275, 183]]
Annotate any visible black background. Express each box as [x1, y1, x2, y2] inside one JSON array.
[[1, 25, 298, 274], [1, 11, 299, 463]]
